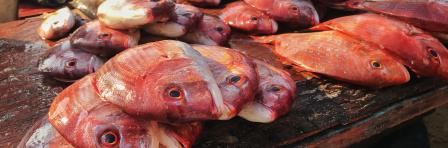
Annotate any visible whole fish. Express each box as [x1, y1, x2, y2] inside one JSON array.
[[144, 4, 204, 38], [38, 41, 104, 82], [192, 45, 259, 118], [181, 14, 231, 45], [239, 59, 296, 123], [97, 0, 175, 29], [244, 0, 319, 28], [186, 0, 221, 6], [312, 13, 448, 80], [38, 7, 75, 40], [253, 30, 410, 87], [220, 1, 278, 34], [94, 40, 233, 121], [20, 74, 203, 147], [336, 0, 448, 32], [70, 20, 140, 57]]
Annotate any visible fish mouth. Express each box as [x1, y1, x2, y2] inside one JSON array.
[[271, 20, 279, 34], [88, 56, 104, 73], [238, 102, 276, 123]]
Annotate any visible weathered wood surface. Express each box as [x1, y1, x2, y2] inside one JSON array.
[[0, 16, 447, 148]]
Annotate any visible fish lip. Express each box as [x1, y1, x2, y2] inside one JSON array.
[[217, 103, 238, 120], [271, 20, 279, 33]]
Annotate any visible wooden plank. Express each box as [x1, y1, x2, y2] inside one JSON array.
[[0, 16, 446, 147], [296, 86, 448, 147]]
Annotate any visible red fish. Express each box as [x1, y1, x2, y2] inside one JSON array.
[[70, 20, 140, 57], [239, 59, 296, 123], [186, 0, 221, 6], [38, 7, 75, 40], [340, 0, 448, 32], [97, 0, 175, 29], [220, 1, 278, 34], [39, 74, 202, 147], [181, 14, 231, 46], [253, 30, 410, 87], [94, 40, 232, 121], [144, 4, 204, 38], [192, 44, 259, 118], [38, 41, 104, 82], [244, 0, 319, 28], [313, 13, 448, 80]]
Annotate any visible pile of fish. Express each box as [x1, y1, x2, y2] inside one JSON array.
[[20, 0, 448, 147]]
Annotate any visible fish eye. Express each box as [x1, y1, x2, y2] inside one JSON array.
[[166, 86, 183, 99], [100, 131, 119, 146], [229, 75, 241, 84], [215, 26, 224, 32], [182, 13, 192, 17], [428, 48, 438, 58], [270, 85, 281, 92], [65, 59, 77, 67], [290, 6, 298, 11], [98, 33, 111, 39], [53, 21, 59, 25], [250, 17, 258, 21], [370, 60, 382, 68]]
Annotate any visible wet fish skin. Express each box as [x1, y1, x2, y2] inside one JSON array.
[[220, 1, 278, 34], [186, 0, 221, 6], [38, 7, 75, 40], [94, 40, 232, 121], [38, 41, 104, 82], [144, 4, 204, 38], [192, 44, 259, 119], [312, 13, 448, 80], [253, 30, 411, 87], [244, 0, 319, 28], [239, 59, 296, 123], [97, 0, 176, 29], [181, 14, 231, 46], [70, 20, 140, 57], [18, 117, 73, 148], [45, 75, 202, 147], [342, 0, 448, 32]]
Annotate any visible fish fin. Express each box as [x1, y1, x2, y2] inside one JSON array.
[[309, 24, 333, 31]]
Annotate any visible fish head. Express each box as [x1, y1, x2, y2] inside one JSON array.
[[271, 0, 319, 27], [192, 45, 259, 117], [222, 2, 278, 34], [174, 4, 204, 28], [70, 20, 140, 56], [415, 35, 448, 80], [39, 41, 104, 82], [363, 48, 411, 87], [199, 15, 231, 45]]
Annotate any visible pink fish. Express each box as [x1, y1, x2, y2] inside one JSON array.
[[244, 0, 319, 28], [94, 40, 233, 121], [144, 4, 204, 38], [239, 59, 296, 123], [313, 13, 448, 80], [220, 1, 278, 34], [192, 44, 259, 118], [253, 30, 410, 87], [97, 0, 175, 29], [70, 20, 140, 57], [181, 14, 231, 46]]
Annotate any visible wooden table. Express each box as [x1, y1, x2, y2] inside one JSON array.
[[0, 16, 447, 148]]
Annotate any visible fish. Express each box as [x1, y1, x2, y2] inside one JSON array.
[[97, 0, 175, 29], [239, 59, 296, 123], [192, 44, 259, 118], [342, 0, 448, 32], [181, 14, 231, 45], [185, 0, 221, 7], [38, 7, 75, 40], [220, 1, 278, 34], [38, 41, 104, 82], [94, 40, 233, 121], [144, 4, 204, 38], [252, 30, 411, 87], [243, 0, 319, 28], [42, 74, 202, 147], [312, 13, 448, 80], [70, 20, 140, 57], [18, 117, 73, 148]]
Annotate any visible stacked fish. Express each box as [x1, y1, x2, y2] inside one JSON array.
[[20, 0, 448, 147]]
